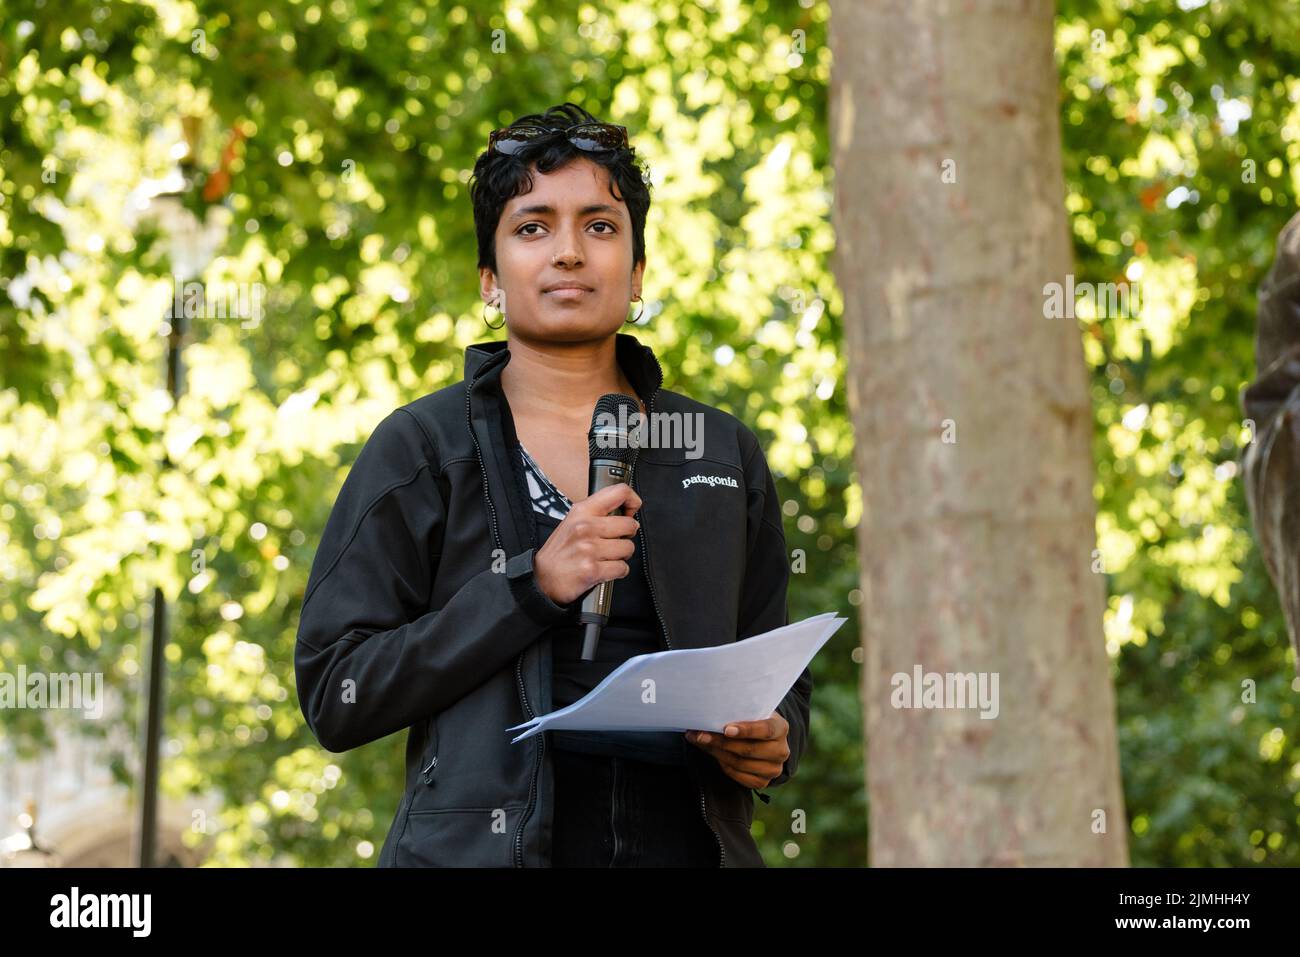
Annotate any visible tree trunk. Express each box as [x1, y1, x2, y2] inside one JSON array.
[[830, 0, 1129, 866]]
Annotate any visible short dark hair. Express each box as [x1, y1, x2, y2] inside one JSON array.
[[469, 101, 652, 275]]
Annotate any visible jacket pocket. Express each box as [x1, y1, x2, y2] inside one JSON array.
[[392, 806, 524, 867]]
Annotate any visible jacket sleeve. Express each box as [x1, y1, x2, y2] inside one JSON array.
[[1241, 211, 1300, 679], [295, 407, 569, 753], [736, 427, 812, 789]]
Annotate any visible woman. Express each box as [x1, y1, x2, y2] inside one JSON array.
[[295, 102, 812, 867]]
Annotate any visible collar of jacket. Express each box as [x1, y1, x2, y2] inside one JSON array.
[[460, 330, 666, 572], [463, 331, 665, 405]]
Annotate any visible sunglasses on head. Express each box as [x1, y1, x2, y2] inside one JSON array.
[[487, 122, 629, 156]]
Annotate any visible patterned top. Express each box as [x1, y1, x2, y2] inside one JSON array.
[[518, 443, 572, 519]]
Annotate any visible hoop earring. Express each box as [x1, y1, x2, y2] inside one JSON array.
[[625, 295, 644, 325], [483, 296, 505, 330]]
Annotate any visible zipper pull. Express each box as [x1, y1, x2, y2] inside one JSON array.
[[421, 755, 438, 784]]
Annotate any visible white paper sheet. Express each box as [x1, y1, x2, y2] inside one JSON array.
[[505, 612, 846, 743]]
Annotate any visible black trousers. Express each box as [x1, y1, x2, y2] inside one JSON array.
[[550, 747, 721, 867]]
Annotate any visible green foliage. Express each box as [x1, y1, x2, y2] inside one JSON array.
[[1, 0, 856, 866], [4, 0, 1296, 868], [1057, 0, 1300, 864]]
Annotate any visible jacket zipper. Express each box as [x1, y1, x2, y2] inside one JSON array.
[[633, 366, 725, 868], [512, 656, 541, 868], [467, 343, 723, 867], [421, 716, 439, 784], [611, 758, 621, 865], [464, 361, 543, 868]]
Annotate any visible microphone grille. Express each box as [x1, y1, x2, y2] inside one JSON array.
[[588, 393, 643, 464]]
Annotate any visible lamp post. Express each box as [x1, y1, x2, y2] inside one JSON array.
[[128, 121, 228, 867]]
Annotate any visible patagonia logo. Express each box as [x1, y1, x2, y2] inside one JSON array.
[[681, 473, 739, 490]]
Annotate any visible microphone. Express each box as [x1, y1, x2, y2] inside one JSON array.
[[579, 392, 644, 660]]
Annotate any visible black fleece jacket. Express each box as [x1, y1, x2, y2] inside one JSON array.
[[294, 333, 812, 867]]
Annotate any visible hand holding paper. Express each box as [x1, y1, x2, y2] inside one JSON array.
[[505, 612, 845, 742], [685, 711, 792, 790]]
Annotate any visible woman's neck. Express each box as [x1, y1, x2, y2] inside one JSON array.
[[498, 334, 641, 417]]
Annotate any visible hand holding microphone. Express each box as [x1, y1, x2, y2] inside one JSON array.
[[532, 482, 642, 606], [531, 393, 644, 660]]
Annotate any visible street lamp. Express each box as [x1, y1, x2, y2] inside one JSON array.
[[124, 126, 229, 867]]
